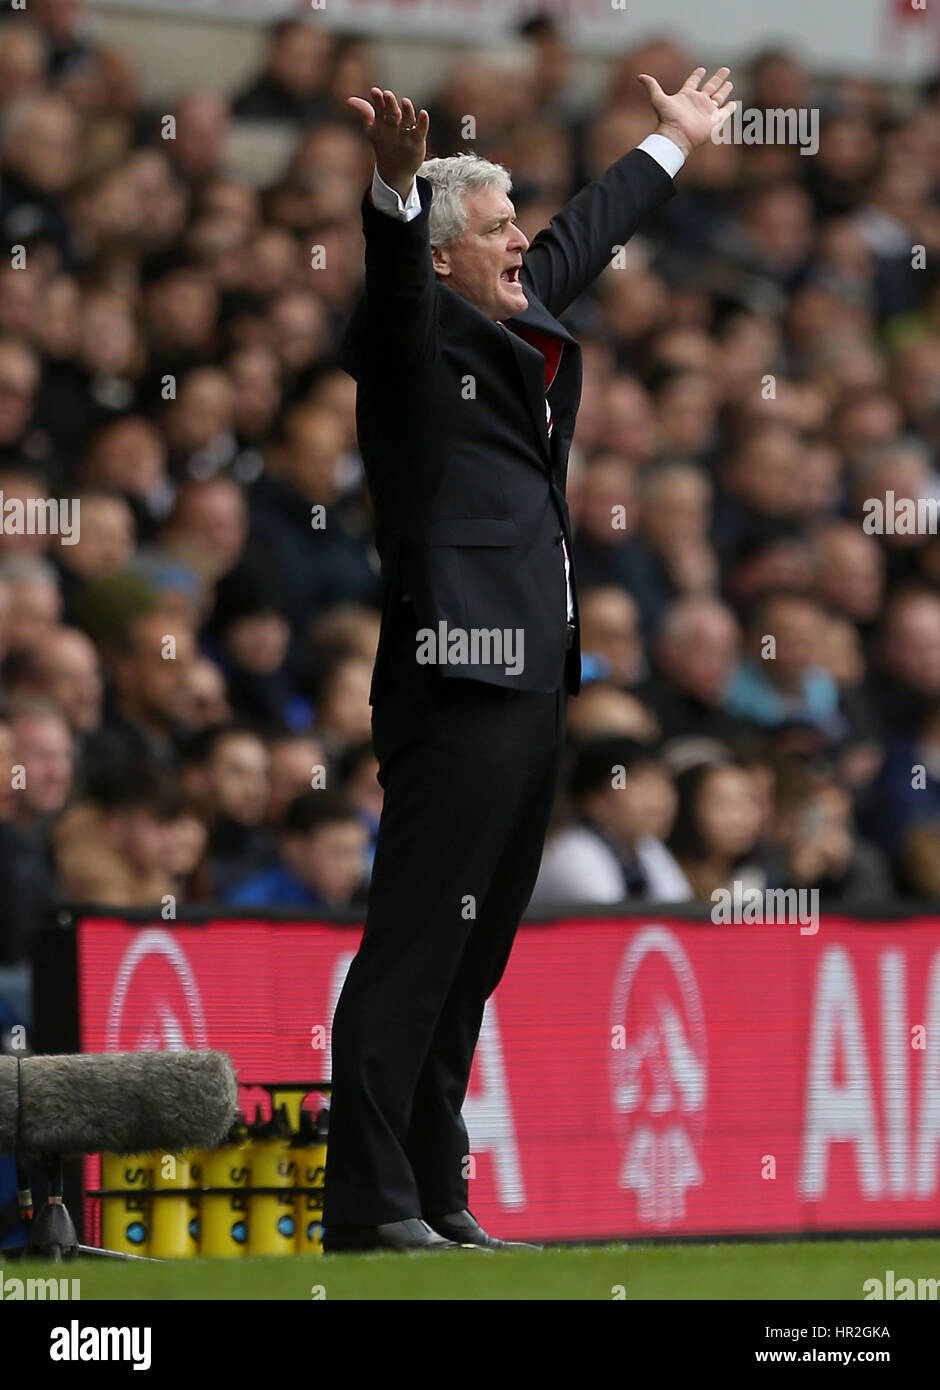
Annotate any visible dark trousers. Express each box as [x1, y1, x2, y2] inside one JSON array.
[[323, 617, 566, 1227]]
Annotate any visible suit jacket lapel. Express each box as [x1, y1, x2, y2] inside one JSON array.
[[500, 327, 553, 463], [500, 291, 575, 468]]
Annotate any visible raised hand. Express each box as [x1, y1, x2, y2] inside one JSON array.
[[347, 87, 430, 202], [637, 66, 735, 158]]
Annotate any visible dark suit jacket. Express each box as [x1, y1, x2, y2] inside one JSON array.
[[342, 147, 676, 700]]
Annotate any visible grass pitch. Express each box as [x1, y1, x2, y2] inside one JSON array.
[[4, 1237, 940, 1300]]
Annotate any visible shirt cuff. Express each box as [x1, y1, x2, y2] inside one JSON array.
[[370, 168, 422, 221], [637, 132, 686, 180]]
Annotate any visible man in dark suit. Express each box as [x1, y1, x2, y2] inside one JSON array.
[[323, 69, 735, 1252]]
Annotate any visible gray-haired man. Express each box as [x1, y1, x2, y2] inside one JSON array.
[[323, 71, 735, 1252]]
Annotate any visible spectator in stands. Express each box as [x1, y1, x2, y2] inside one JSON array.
[[725, 591, 843, 736], [578, 586, 645, 688], [766, 754, 893, 904], [179, 722, 272, 898], [53, 761, 181, 906], [267, 731, 328, 825], [226, 790, 368, 909], [337, 738, 382, 876], [232, 20, 333, 125], [667, 759, 766, 901], [641, 596, 747, 746], [89, 604, 196, 773], [6, 623, 102, 740], [532, 736, 689, 906]]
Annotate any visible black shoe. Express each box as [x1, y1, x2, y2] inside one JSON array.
[[322, 1218, 462, 1253], [426, 1209, 543, 1250]]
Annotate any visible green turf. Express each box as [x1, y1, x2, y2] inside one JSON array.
[[3, 1238, 940, 1300]]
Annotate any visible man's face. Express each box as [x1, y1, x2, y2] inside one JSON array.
[[285, 821, 368, 906], [433, 185, 530, 321]]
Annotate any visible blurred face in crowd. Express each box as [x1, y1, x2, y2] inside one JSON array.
[[291, 125, 370, 221], [430, 183, 530, 323], [165, 813, 208, 878], [268, 735, 327, 823], [654, 372, 716, 457], [344, 750, 382, 822], [167, 369, 235, 454], [79, 292, 139, 376], [316, 655, 374, 746], [83, 417, 168, 498], [222, 612, 291, 675], [32, 0, 81, 43], [112, 611, 197, 726], [0, 263, 41, 339], [879, 593, 940, 696], [832, 393, 901, 458], [0, 28, 46, 109], [180, 656, 231, 730], [166, 478, 247, 579], [812, 524, 884, 623], [269, 292, 328, 373], [106, 806, 178, 876], [744, 184, 814, 268], [821, 615, 866, 688], [853, 448, 932, 551], [207, 731, 270, 825], [12, 709, 73, 816], [657, 600, 740, 706], [283, 816, 368, 905], [307, 368, 358, 451], [724, 425, 802, 517], [171, 91, 229, 181], [755, 594, 826, 688], [597, 378, 656, 463], [639, 465, 711, 550], [578, 587, 643, 686], [2, 95, 78, 194], [693, 764, 762, 860], [128, 150, 189, 248], [565, 683, 659, 743], [0, 344, 39, 448], [6, 572, 62, 651], [587, 762, 677, 846], [279, 406, 345, 504], [32, 626, 103, 733], [147, 268, 217, 353], [62, 495, 136, 578], [0, 473, 51, 559], [269, 22, 330, 96], [602, 267, 668, 345], [227, 346, 282, 441], [577, 457, 636, 546], [39, 274, 81, 359]]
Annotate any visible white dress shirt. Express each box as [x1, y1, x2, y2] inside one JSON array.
[[368, 134, 687, 631]]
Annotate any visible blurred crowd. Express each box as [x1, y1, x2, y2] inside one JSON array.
[[0, 2, 938, 969]]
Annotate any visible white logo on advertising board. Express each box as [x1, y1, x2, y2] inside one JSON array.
[[610, 927, 707, 1224], [106, 928, 208, 1052]]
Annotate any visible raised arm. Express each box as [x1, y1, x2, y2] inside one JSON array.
[[346, 88, 437, 370], [522, 66, 736, 319]]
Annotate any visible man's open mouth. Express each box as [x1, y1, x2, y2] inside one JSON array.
[[500, 267, 522, 284]]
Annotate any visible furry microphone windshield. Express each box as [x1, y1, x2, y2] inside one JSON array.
[[0, 1051, 239, 1157]]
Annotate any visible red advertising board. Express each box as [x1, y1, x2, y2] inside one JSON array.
[[75, 913, 940, 1242]]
